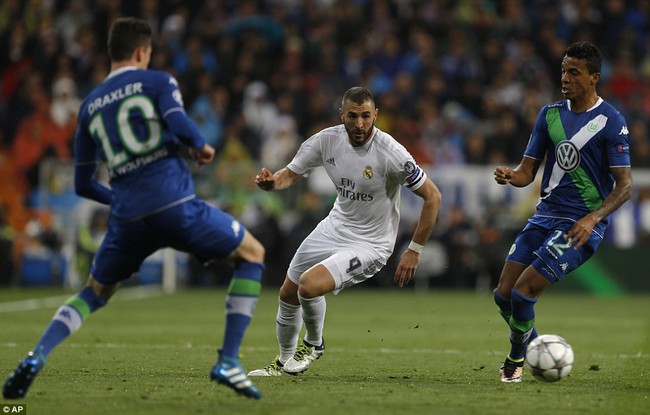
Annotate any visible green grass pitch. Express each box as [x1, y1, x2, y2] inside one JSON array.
[[1, 287, 648, 415]]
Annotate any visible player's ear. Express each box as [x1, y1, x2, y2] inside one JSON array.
[[591, 72, 601, 85], [134, 46, 148, 63], [134, 46, 143, 62]]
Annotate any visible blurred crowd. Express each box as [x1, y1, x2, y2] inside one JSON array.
[[1, 0, 650, 288]]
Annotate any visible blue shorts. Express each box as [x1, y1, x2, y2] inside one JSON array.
[[91, 198, 245, 285], [505, 217, 602, 283]]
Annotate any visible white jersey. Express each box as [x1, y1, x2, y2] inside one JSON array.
[[287, 125, 427, 258]]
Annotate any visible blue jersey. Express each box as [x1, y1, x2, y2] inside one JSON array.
[[75, 67, 205, 222], [524, 98, 631, 235]]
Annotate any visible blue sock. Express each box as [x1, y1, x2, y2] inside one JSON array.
[[494, 289, 538, 337], [508, 289, 537, 360], [34, 286, 107, 358], [220, 261, 263, 359], [493, 290, 512, 323]]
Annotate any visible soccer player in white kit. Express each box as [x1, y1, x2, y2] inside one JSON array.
[[249, 87, 442, 376]]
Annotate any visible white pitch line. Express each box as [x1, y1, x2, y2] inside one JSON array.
[[0, 286, 164, 313], [0, 343, 465, 354], [0, 342, 646, 359]]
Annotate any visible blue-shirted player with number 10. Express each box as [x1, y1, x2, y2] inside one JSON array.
[[493, 41, 633, 382], [3, 17, 265, 399]]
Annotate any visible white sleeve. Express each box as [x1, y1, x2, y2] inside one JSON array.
[[287, 132, 323, 175], [386, 140, 427, 192]]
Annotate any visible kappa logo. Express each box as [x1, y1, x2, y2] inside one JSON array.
[[231, 220, 241, 236], [619, 126, 629, 135], [326, 157, 336, 166], [560, 262, 569, 272], [59, 309, 72, 320], [172, 89, 184, 106]]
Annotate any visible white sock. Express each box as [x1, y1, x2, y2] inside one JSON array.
[[276, 298, 302, 363], [298, 294, 326, 346]]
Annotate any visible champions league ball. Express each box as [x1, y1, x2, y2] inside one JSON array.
[[525, 334, 574, 382]]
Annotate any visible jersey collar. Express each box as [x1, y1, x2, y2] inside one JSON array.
[[567, 97, 603, 112], [106, 66, 139, 81]]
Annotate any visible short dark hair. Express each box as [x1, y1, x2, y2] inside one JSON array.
[[342, 87, 375, 107], [565, 41, 602, 74], [107, 17, 152, 62]]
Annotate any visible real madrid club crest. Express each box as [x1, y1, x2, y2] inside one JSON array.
[[363, 165, 374, 180]]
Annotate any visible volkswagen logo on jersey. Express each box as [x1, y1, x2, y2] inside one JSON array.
[[556, 140, 581, 172]]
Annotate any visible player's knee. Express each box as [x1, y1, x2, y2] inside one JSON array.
[[279, 283, 299, 305], [250, 238, 265, 263], [237, 233, 265, 263], [297, 284, 316, 299], [88, 276, 119, 301], [494, 283, 510, 298], [297, 277, 325, 299]]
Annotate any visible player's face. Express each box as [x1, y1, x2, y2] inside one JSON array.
[[560, 56, 599, 101], [340, 99, 378, 147]]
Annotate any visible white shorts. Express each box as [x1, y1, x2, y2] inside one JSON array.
[[287, 223, 387, 294]]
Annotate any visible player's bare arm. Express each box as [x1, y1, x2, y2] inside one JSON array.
[[394, 178, 442, 288], [494, 156, 541, 187], [566, 166, 632, 249], [255, 166, 301, 191]]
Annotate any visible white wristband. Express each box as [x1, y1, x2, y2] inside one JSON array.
[[407, 241, 424, 254]]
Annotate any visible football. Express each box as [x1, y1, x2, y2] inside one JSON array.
[[525, 334, 574, 382]]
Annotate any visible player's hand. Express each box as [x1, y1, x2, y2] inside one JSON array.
[[565, 214, 598, 250], [394, 250, 419, 288], [191, 144, 215, 166], [255, 167, 275, 191], [494, 166, 513, 185]]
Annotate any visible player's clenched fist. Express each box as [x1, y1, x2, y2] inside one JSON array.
[[494, 166, 513, 185]]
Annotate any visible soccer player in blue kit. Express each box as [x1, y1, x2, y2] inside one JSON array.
[[3, 17, 265, 399], [493, 41, 633, 382]]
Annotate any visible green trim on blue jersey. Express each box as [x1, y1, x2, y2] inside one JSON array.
[[546, 108, 603, 211]]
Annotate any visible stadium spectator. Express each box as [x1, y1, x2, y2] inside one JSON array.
[[248, 86, 442, 376], [260, 114, 301, 172], [11, 71, 75, 193], [3, 17, 266, 400], [73, 206, 108, 282], [188, 74, 228, 151], [0, 204, 14, 285], [241, 80, 278, 145], [492, 42, 633, 383], [629, 117, 650, 168]]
